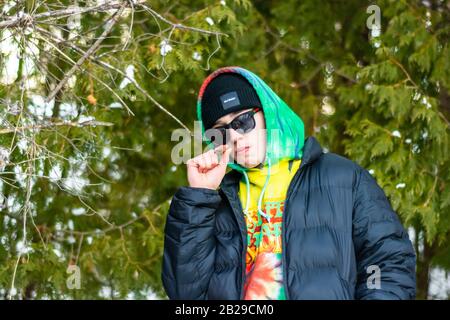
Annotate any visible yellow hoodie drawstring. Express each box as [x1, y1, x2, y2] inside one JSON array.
[[242, 169, 251, 218], [241, 157, 272, 224], [257, 157, 271, 223]]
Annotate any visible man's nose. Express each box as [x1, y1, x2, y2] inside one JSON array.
[[227, 128, 243, 145]]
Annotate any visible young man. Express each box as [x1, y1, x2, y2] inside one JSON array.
[[162, 66, 416, 300]]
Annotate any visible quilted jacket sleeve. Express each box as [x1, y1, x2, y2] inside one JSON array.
[[353, 167, 416, 300], [162, 186, 221, 299]]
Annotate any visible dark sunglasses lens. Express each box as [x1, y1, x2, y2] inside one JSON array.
[[205, 128, 227, 146], [232, 112, 256, 134]]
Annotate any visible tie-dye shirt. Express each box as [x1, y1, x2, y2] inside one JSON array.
[[239, 158, 301, 300]]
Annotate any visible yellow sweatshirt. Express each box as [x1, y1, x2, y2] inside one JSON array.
[[238, 158, 301, 300]]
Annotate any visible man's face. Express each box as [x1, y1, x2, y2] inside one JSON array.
[[211, 108, 267, 168]]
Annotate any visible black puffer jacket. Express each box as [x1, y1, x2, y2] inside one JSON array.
[[162, 136, 416, 300]]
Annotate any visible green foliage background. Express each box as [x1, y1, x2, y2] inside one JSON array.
[[0, 0, 449, 299]]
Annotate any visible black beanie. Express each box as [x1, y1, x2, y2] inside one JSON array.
[[201, 73, 262, 130]]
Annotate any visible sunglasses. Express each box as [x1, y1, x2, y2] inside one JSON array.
[[205, 108, 261, 146]]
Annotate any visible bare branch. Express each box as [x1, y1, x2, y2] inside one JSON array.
[[137, 3, 228, 37], [0, 120, 114, 135], [35, 26, 192, 133], [0, 1, 146, 29], [45, 3, 127, 103]]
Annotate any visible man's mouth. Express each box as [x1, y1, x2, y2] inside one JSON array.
[[236, 146, 250, 154]]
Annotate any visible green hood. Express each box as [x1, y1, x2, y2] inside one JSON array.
[[196, 66, 305, 220]]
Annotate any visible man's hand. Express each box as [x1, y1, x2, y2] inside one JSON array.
[[187, 144, 232, 190]]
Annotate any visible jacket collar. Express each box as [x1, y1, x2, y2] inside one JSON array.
[[220, 136, 323, 189]]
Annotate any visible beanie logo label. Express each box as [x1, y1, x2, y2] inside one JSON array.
[[220, 91, 240, 109]]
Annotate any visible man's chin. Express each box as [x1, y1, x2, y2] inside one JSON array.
[[235, 159, 261, 169]]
